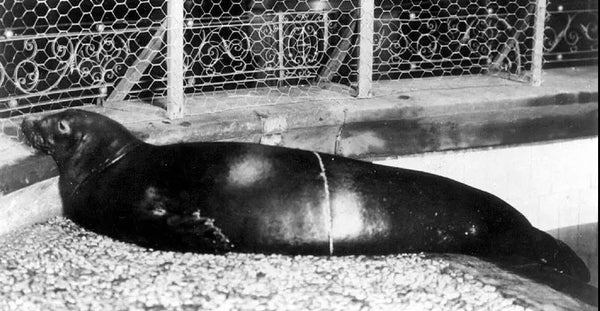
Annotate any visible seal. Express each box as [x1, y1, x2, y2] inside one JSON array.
[[21, 109, 591, 285]]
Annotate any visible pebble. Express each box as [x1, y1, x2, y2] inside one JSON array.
[[0, 217, 581, 311]]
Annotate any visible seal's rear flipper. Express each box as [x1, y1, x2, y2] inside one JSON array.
[[532, 228, 591, 283], [485, 255, 598, 307]]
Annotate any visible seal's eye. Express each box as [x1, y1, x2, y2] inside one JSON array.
[[57, 120, 70, 134]]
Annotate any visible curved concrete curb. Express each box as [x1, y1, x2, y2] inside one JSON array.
[[0, 177, 61, 236]]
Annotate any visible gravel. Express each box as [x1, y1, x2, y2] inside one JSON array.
[[0, 217, 590, 311]]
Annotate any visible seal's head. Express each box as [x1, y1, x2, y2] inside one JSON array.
[[21, 109, 139, 171]]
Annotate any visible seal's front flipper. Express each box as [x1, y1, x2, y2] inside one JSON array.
[[166, 214, 233, 253], [485, 255, 598, 307], [133, 186, 232, 253]]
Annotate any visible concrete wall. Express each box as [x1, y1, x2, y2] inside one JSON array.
[[375, 137, 598, 285]]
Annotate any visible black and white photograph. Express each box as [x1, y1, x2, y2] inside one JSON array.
[[0, 0, 597, 310]]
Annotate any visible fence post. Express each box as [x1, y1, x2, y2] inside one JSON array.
[[278, 12, 285, 87], [531, 0, 547, 86], [357, 0, 374, 98], [166, 0, 185, 118]]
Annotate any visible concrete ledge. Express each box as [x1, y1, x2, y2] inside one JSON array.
[[0, 155, 57, 196], [0, 177, 61, 236]]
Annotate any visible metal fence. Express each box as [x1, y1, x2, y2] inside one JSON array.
[[0, 0, 592, 134], [374, 0, 539, 81], [0, 0, 167, 118], [543, 0, 598, 68]]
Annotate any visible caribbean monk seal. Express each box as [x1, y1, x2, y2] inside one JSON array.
[[21, 109, 591, 286]]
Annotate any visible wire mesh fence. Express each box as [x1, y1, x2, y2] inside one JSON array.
[[0, 0, 166, 117], [178, 1, 349, 114], [373, 0, 538, 81], [0, 0, 594, 139]]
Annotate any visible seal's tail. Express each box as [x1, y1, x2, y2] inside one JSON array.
[[533, 228, 591, 283]]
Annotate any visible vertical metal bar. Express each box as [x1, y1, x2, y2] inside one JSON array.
[[531, 0, 547, 86], [323, 11, 329, 57], [322, 10, 329, 82], [278, 13, 285, 87], [357, 0, 374, 98], [166, 0, 185, 118]]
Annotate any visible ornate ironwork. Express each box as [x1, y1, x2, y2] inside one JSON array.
[[543, 1, 598, 66], [3, 0, 593, 128], [184, 12, 327, 89], [374, 1, 536, 80], [0, 34, 129, 95], [281, 13, 326, 76]]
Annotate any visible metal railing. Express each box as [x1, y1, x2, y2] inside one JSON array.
[[373, 0, 540, 81], [543, 0, 598, 67], [0, 0, 590, 130]]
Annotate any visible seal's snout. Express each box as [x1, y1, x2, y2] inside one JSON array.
[[21, 114, 37, 128], [21, 116, 38, 144], [21, 115, 51, 154]]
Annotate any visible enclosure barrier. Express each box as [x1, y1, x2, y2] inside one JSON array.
[[0, 0, 597, 136], [543, 0, 598, 67]]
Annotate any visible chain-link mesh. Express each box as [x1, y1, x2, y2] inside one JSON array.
[[1, 0, 589, 140], [543, 0, 598, 68], [0, 0, 166, 116], [373, 0, 538, 82], [0, 0, 167, 139], [178, 1, 357, 114]]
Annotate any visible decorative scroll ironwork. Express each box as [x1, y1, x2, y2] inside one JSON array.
[[0, 0, 167, 119], [184, 12, 328, 89], [0, 34, 129, 96], [281, 13, 326, 77], [374, 1, 536, 80], [3, 0, 593, 128], [186, 27, 252, 77], [0, 32, 134, 119], [543, 1, 598, 66]]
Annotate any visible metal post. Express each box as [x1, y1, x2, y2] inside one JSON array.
[[531, 0, 547, 86], [323, 11, 329, 60], [278, 13, 285, 88], [357, 0, 374, 98], [166, 0, 185, 118]]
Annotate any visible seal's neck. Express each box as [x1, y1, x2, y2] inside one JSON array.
[[66, 142, 142, 198], [57, 131, 143, 198]]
